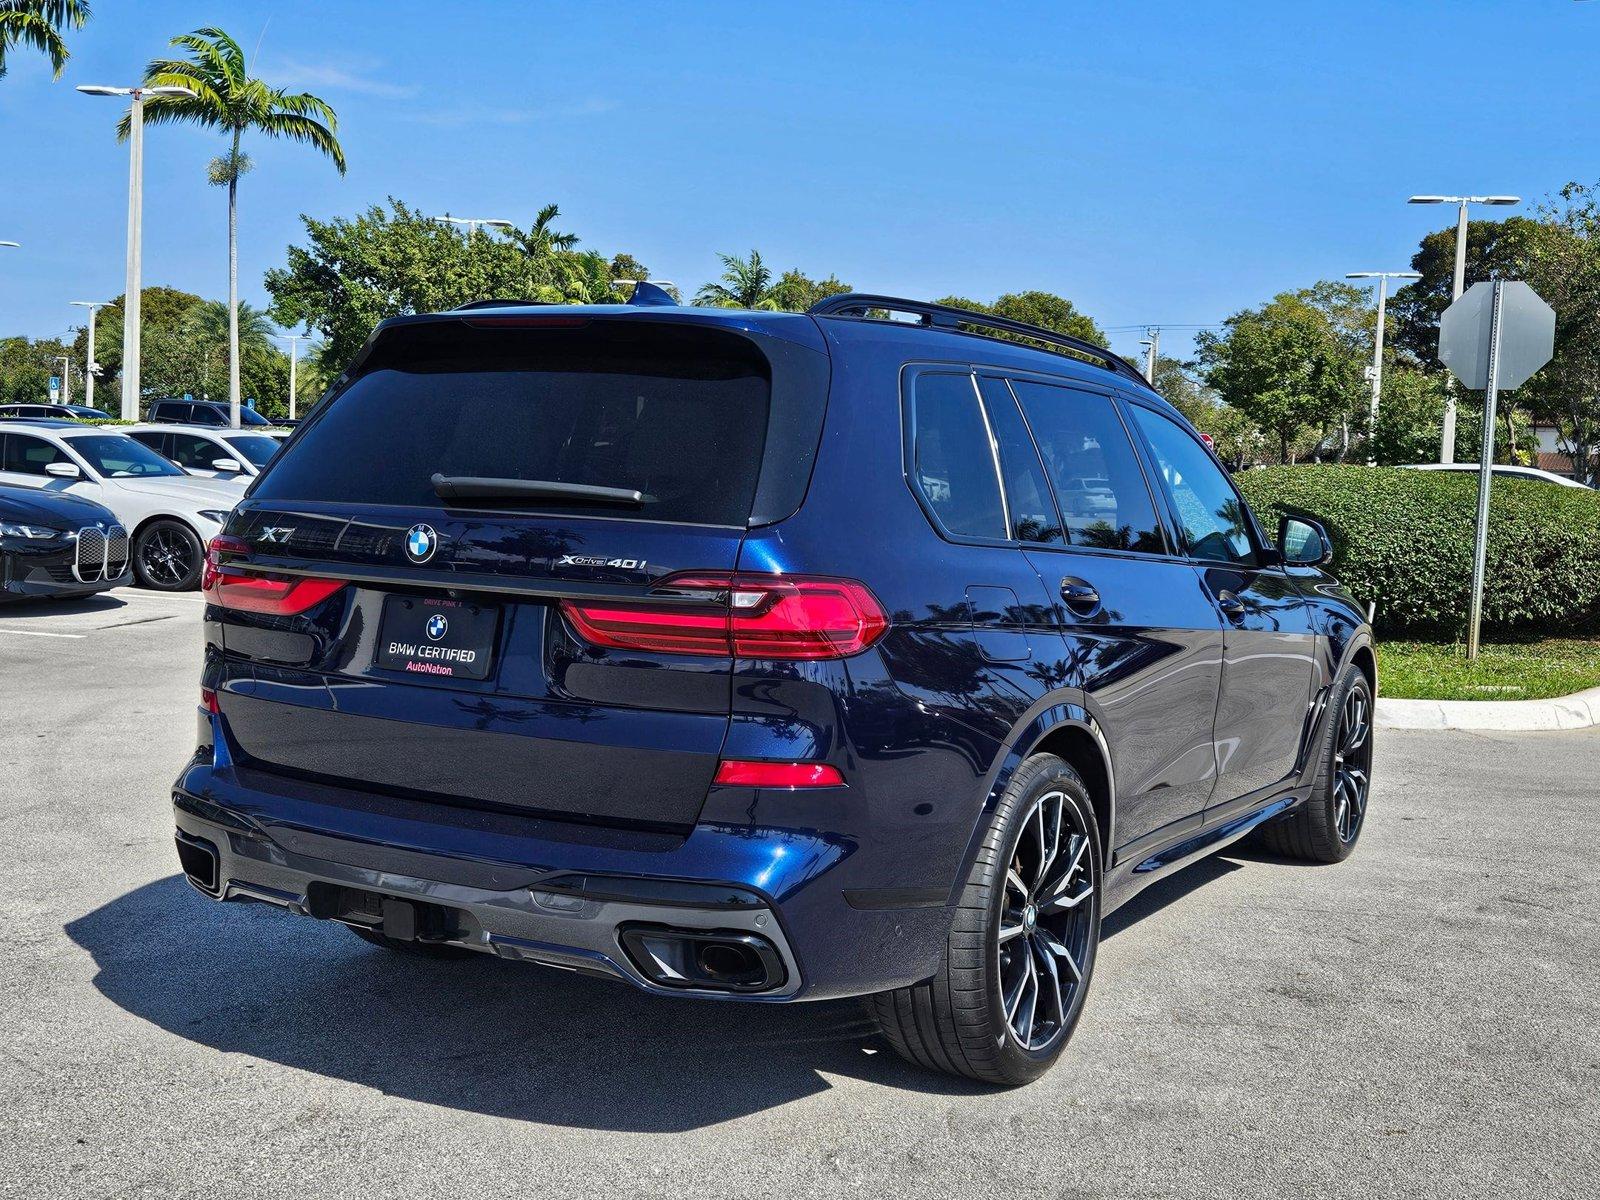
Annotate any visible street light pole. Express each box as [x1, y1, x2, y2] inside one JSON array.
[[78, 84, 196, 422], [436, 216, 514, 236], [1407, 194, 1520, 463], [272, 333, 309, 420], [1346, 271, 1422, 465], [71, 301, 108, 411], [54, 356, 72, 405]]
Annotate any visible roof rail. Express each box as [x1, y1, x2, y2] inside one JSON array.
[[451, 298, 553, 311], [808, 293, 1148, 384]]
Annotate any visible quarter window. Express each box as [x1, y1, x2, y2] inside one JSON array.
[[1129, 405, 1256, 564], [1010, 381, 1166, 554], [910, 373, 1007, 540]]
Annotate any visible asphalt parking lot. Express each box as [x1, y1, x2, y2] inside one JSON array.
[[1, 590, 1596, 1200]]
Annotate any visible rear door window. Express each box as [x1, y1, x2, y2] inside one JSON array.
[[253, 323, 772, 526], [977, 377, 1061, 545], [908, 372, 1007, 540], [1010, 380, 1166, 555], [3, 433, 69, 475]]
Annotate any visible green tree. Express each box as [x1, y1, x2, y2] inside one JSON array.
[[506, 203, 580, 258], [0, 0, 88, 80], [71, 285, 204, 402], [0, 335, 73, 403], [1387, 216, 1538, 370], [265, 198, 594, 368], [770, 269, 851, 312], [608, 253, 650, 283], [694, 250, 780, 309], [1196, 283, 1370, 463], [124, 27, 344, 427], [1517, 183, 1600, 484], [935, 291, 1107, 354]]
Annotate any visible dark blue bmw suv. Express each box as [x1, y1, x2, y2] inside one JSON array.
[[172, 291, 1374, 1085]]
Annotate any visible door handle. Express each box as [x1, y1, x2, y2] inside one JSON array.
[[1059, 577, 1101, 617], [1217, 590, 1247, 620]]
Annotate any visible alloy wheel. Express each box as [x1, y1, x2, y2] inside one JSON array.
[[1332, 685, 1372, 843], [141, 527, 196, 588], [997, 790, 1096, 1052]]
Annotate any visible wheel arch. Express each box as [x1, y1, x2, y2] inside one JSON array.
[[950, 705, 1116, 906]]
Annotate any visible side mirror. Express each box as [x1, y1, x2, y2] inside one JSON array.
[[45, 462, 81, 479], [211, 458, 242, 473], [1278, 514, 1333, 566]]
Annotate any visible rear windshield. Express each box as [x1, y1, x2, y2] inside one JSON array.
[[252, 322, 772, 526]]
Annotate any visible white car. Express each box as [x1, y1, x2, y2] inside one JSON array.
[[122, 423, 284, 480], [1400, 462, 1592, 489], [0, 420, 245, 591]]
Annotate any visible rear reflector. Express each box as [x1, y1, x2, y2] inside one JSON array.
[[202, 535, 346, 615], [713, 760, 846, 788], [560, 573, 888, 660]]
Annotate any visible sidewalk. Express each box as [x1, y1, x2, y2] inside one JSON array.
[[1376, 685, 1600, 732]]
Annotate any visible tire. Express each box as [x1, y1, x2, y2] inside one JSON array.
[[346, 925, 477, 960], [1255, 666, 1374, 864], [132, 519, 203, 591], [870, 754, 1103, 1086]]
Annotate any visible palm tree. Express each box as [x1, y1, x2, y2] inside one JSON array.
[[694, 250, 780, 310], [120, 27, 344, 427], [508, 203, 580, 258], [0, 0, 89, 80]]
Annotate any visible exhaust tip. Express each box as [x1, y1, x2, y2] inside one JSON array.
[[618, 924, 786, 993], [174, 830, 220, 895]]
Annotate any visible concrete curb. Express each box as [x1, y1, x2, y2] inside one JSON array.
[[1376, 685, 1600, 732]]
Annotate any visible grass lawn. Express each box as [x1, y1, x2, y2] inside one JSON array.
[[1379, 638, 1600, 701]]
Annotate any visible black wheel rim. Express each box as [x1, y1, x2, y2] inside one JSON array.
[[1333, 685, 1372, 843], [997, 790, 1096, 1052], [141, 527, 195, 588]]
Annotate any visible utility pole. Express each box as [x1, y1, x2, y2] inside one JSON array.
[[1142, 326, 1160, 384], [1346, 271, 1421, 464]]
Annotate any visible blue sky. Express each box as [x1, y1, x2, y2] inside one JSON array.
[[1, 0, 1595, 364]]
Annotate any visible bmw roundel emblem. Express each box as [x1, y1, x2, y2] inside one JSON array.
[[426, 614, 449, 641], [405, 523, 437, 563]]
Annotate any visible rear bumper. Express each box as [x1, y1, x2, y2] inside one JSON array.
[[172, 718, 957, 1000]]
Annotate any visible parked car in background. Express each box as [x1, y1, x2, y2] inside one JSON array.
[[0, 420, 243, 591], [173, 293, 1375, 1086], [0, 402, 109, 422], [125, 424, 283, 480], [1400, 462, 1592, 489], [0, 483, 129, 601], [146, 398, 279, 429]]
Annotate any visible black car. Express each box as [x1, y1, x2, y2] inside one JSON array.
[[0, 483, 129, 600], [147, 399, 276, 428], [174, 292, 1374, 1086], [0, 402, 108, 421]]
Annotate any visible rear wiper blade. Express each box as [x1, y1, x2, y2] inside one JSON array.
[[430, 473, 651, 508]]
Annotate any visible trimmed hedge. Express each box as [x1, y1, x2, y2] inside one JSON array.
[[1235, 465, 1600, 637]]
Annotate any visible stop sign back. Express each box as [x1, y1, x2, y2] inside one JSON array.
[[1438, 280, 1555, 390]]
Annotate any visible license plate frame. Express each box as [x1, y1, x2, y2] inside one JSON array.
[[375, 594, 499, 681]]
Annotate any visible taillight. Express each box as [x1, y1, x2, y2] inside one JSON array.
[[713, 760, 846, 788], [202, 535, 346, 615], [560, 573, 889, 660]]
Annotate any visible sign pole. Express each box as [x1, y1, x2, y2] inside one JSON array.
[[1465, 281, 1504, 661]]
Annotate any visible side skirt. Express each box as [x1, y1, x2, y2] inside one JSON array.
[[1101, 788, 1308, 916]]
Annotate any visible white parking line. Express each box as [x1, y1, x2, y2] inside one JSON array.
[[0, 628, 87, 639]]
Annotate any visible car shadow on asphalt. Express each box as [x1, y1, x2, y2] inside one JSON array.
[[67, 858, 1245, 1129], [0, 594, 130, 619]]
